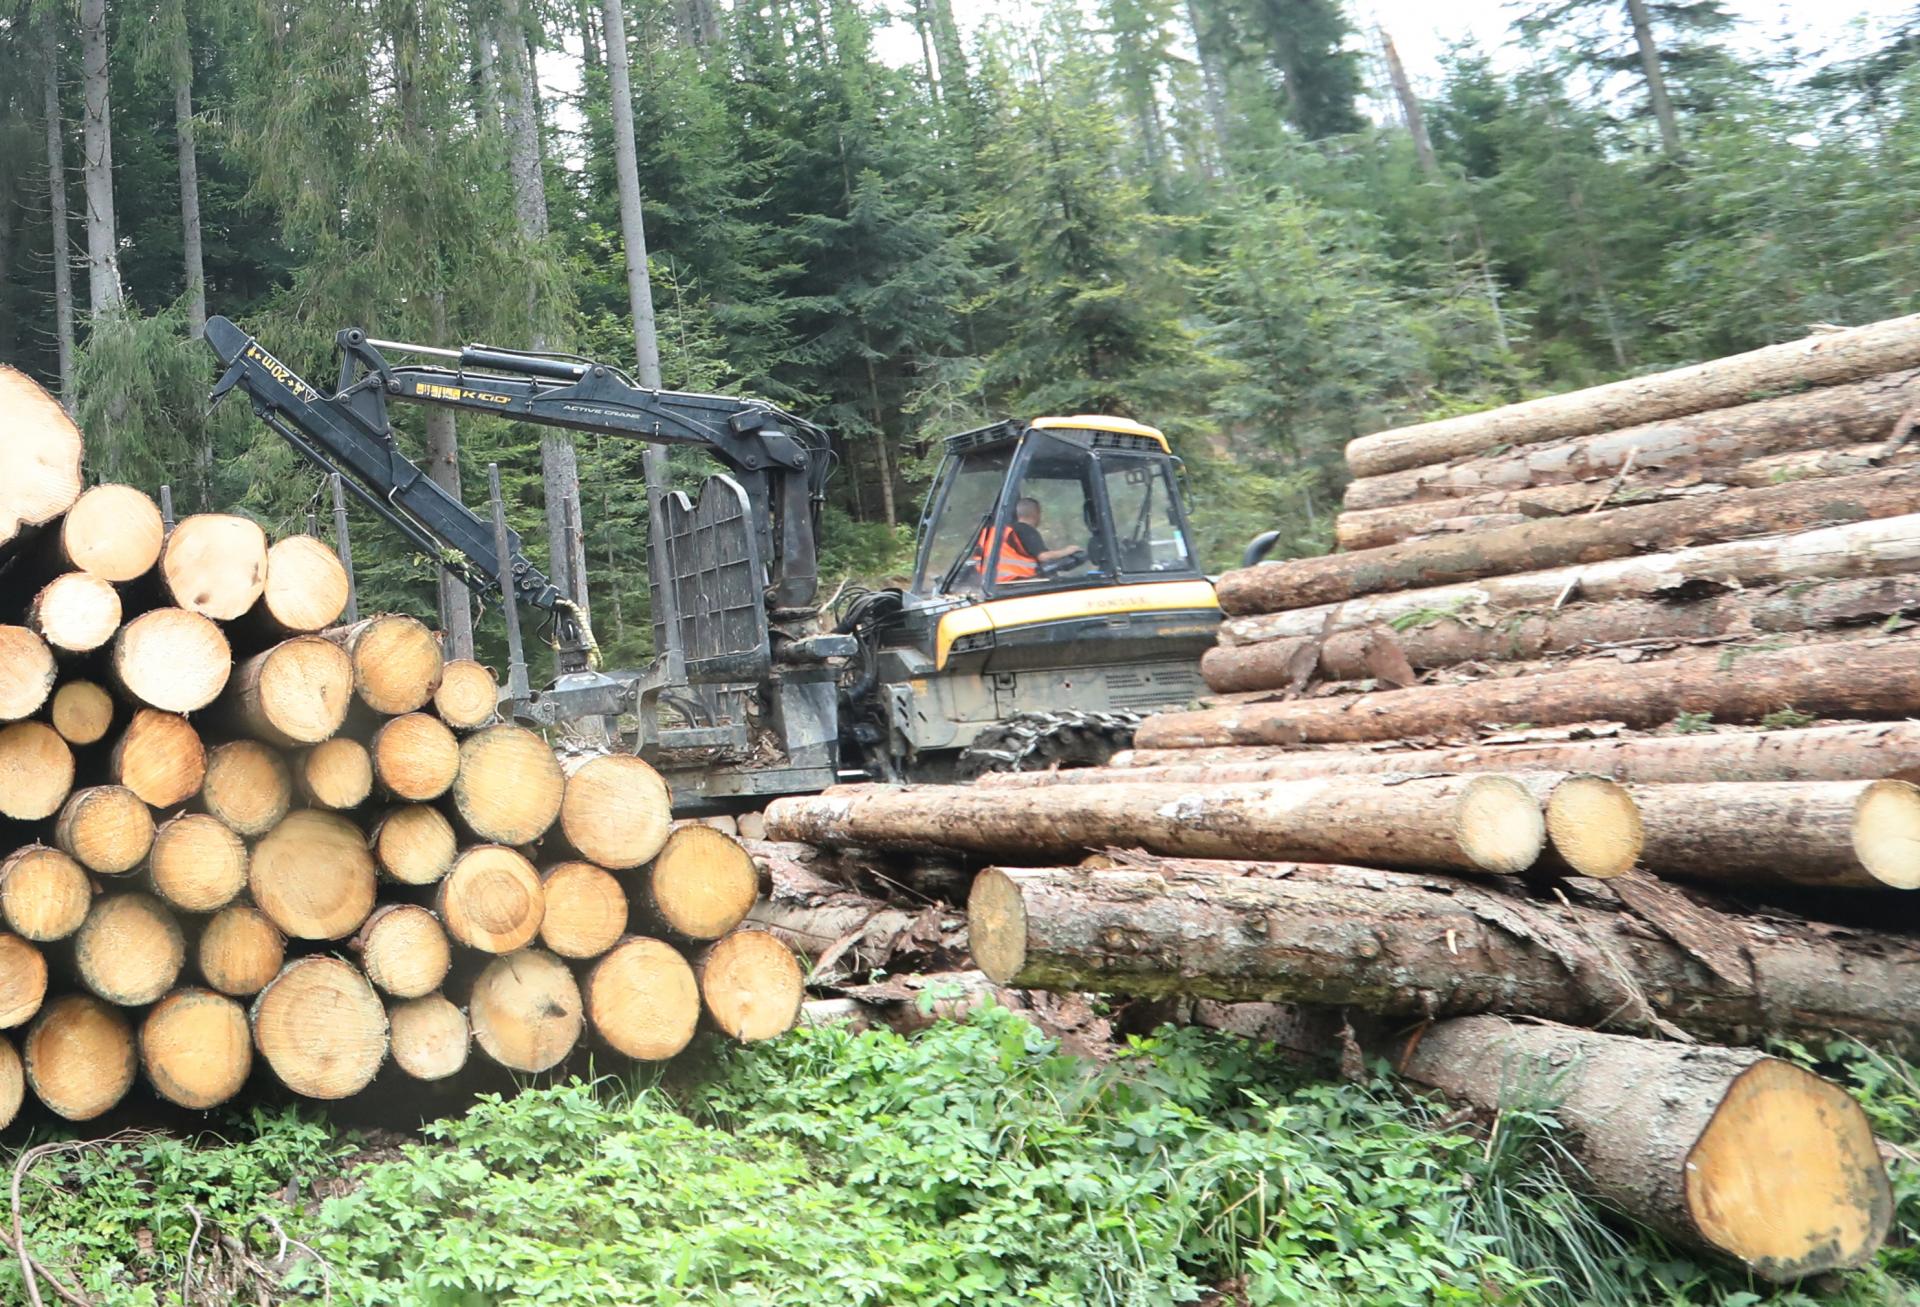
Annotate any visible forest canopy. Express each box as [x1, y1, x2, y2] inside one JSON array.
[[2, 0, 1917, 674]]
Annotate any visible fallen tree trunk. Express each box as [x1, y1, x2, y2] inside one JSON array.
[[1218, 463, 1920, 615], [1344, 369, 1920, 512], [1344, 313, 1920, 478], [967, 863, 1920, 1051], [1203, 573, 1920, 691], [1393, 1016, 1890, 1282], [0, 366, 85, 554], [1138, 636, 1920, 749], [1221, 513, 1920, 649], [766, 775, 1553, 877], [1632, 779, 1920, 891]]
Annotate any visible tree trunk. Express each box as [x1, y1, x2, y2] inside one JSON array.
[[197, 904, 285, 997], [1379, 29, 1436, 177], [539, 861, 629, 959], [249, 810, 378, 941], [0, 934, 48, 1029], [222, 636, 354, 747], [433, 658, 497, 730], [149, 814, 248, 913], [437, 845, 544, 953], [0, 846, 90, 941], [1203, 573, 1920, 691], [637, 823, 759, 939], [55, 784, 154, 875], [1400, 1017, 1885, 1280], [140, 988, 251, 1109], [74, 892, 185, 1005], [425, 296, 474, 659], [352, 903, 453, 998], [585, 936, 700, 1059], [109, 707, 204, 808], [694, 929, 804, 1042], [370, 805, 458, 886], [452, 724, 566, 844], [48, 681, 113, 747], [766, 775, 1551, 877], [41, 18, 77, 397], [0, 368, 85, 550], [322, 614, 445, 715], [467, 948, 582, 1072], [162, 514, 270, 620], [369, 712, 460, 801], [1624, 0, 1683, 156], [22, 994, 134, 1121], [1220, 463, 1920, 615], [388, 993, 471, 1081], [200, 739, 292, 839], [1184, 0, 1232, 167], [1141, 634, 1920, 749], [967, 863, 1920, 1051], [1344, 370, 1920, 514], [250, 956, 389, 1098], [172, 29, 207, 338], [1345, 313, 1920, 479], [77, 0, 122, 314], [297, 737, 374, 810], [1631, 779, 1920, 891]]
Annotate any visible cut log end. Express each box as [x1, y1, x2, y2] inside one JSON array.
[[453, 725, 565, 845], [434, 659, 498, 730], [260, 535, 351, 633], [371, 712, 459, 802], [163, 513, 269, 621], [0, 847, 91, 941], [438, 845, 544, 953], [198, 905, 286, 997], [299, 738, 373, 811], [202, 740, 293, 838], [141, 989, 252, 1110], [969, 868, 1028, 986], [251, 956, 388, 1099], [250, 810, 378, 941], [1544, 775, 1644, 879], [0, 625, 56, 722], [0, 721, 75, 821], [0, 367, 85, 546], [469, 949, 583, 1073], [235, 636, 354, 746], [31, 572, 121, 653], [338, 614, 444, 714], [372, 805, 458, 886], [540, 861, 629, 959], [1855, 779, 1920, 890], [1454, 775, 1547, 876], [587, 937, 699, 1060], [60, 484, 164, 581], [112, 709, 206, 809], [23, 995, 135, 1121], [648, 825, 758, 940], [355, 904, 452, 998], [560, 754, 672, 869], [697, 929, 804, 1042], [0, 934, 48, 1029], [49, 680, 114, 746], [1686, 1058, 1892, 1279], [0, 1037, 20, 1130], [56, 785, 157, 875], [149, 814, 249, 913], [75, 893, 186, 1006], [114, 608, 232, 713], [389, 994, 470, 1081]]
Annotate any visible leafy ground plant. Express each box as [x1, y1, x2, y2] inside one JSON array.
[[2, 1008, 1915, 1306]]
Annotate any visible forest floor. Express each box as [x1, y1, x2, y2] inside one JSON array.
[[3, 1006, 1915, 1307]]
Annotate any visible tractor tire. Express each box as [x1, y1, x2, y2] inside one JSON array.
[[954, 710, 1139, 780]]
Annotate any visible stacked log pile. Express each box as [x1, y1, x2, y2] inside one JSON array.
[[761, 318, 1920, 1284], [0, 372, 801, 1129]]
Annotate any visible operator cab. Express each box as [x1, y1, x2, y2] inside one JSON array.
[[913, 416, 1202, 600]]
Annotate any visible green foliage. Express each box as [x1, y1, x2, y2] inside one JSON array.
[[1670, 709, 1716, 733], [1760, 705, 1817, 731]]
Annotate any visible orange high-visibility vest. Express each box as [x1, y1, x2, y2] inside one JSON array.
[[973, 523, 1038, 582]]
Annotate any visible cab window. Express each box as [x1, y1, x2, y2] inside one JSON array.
[[914, 446, 1012, 595], [1102, 456, 1193, 575]]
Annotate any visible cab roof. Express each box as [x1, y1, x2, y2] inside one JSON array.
[[942, 415, 1171, 455]]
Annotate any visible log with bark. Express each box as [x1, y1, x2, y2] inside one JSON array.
[[0, 366, 85, 553], [161, 513, 269, 620], [22, 993, 134, 1121], [766, 776, 1557, 877], [969, 862, 1920, 1050], [1218, 463, 1920, 616], [250, 956, 388, 1099], [1138, 636, 1920, 749], [1343, 313, 1920, 477], [0, 721, 75, 821], [140, 988, 252, 1110], [1632, 779, 1920, 891], [742, 839, 971, 976], [585, 936, 700, 1060]]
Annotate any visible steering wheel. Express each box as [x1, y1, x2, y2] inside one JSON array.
[[1038, 548, 1089, 578]]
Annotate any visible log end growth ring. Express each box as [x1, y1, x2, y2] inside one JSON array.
[[1685, 1058, 1893, 1279], [1855, 779, 1920, 889], [969, 868, 1028, 986], [1456, 775, 1547, 875]]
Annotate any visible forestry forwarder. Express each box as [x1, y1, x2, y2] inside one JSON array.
[[203, 317, 1219, 811]]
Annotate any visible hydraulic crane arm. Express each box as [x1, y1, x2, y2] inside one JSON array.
[[202, 316, 831, 665]]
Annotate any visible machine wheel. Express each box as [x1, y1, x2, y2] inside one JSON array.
[[954, 710, 1140, 780]]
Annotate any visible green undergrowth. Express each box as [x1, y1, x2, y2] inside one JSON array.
[[3, 1009, 1915, 1306]]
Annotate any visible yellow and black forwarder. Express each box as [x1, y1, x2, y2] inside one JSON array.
[[203, 319, 1217, 807]]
